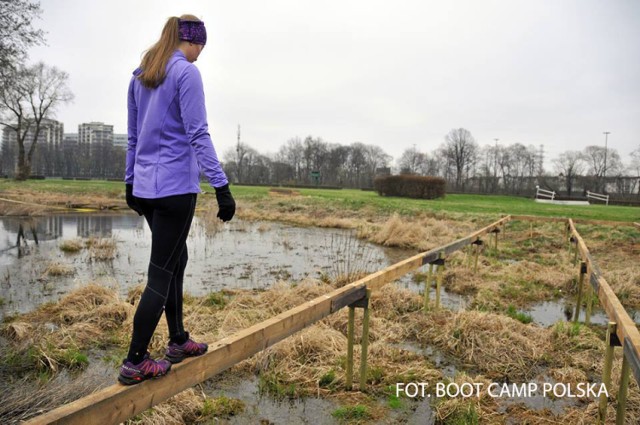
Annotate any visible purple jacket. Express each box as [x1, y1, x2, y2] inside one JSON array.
[[125, 50, 228, 198]]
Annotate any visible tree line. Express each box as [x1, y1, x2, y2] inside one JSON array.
[[222, 129, 640, 197]]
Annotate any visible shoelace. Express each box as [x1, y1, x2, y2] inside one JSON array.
[[139, 359, 163, 376]]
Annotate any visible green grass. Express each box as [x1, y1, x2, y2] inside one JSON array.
[[331, 405, 373, 422], [229, 185, 640, 222], [442, 402, 479, 425], [1, 179, 639, 222], [200, 395, 245, 418], [505, 305, 533, 324]]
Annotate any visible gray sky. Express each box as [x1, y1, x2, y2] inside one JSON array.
[[30, 0, 640, 168]]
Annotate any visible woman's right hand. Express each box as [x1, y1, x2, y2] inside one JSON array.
[[215, 184, 235, 222]]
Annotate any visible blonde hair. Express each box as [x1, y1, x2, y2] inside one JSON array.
[[138, 14, 200, 89]]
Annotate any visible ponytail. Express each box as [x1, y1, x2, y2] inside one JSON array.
[[138, 14, 200, 88]]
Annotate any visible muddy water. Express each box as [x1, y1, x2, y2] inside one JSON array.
[[0, 214, 420, 318]]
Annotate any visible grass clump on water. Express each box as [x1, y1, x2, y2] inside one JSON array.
[[59, 239, 83, 253], [332, 405, 372, 423]]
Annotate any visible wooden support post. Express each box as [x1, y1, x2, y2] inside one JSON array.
[[615, 355, 631, 425], [472, 239, 483, 274], [573, 240, 579, 265], [584, 265, 593, 325], [568, 235, 575, 256], [529, 222, 533, 239], [359, 289, 372, 391], [423, 264, 432, 313], [435, 252, 445, 310], [573, 262, 586, 323], [599, 322, 619, 424], [345, 306, 355, 390]]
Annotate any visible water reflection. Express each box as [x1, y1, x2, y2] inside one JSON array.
[[0, 214, 417, 318]]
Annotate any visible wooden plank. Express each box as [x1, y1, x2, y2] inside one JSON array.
[[573, 218, 637, 227], [568, 220, 640, 387], [511, 215, 636, 227], [24, 283, 366, 425], [511, 215, 567, 223], [634, 222, 640, 229], [624, 338, 640, 389], [366, 216, 511, 292]]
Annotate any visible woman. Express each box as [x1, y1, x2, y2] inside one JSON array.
[[120, 14, 235, 385]]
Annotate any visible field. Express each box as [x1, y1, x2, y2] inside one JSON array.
[[1, 179, 639, 424], [1, 178, 639, 222]]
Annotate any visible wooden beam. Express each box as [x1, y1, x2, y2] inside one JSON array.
[[568, 220, 640, 386], [24, 283, 368, 425], [366, 216, 512, 292], [512, 215, 636, 227], [634, 222, 640, 229]]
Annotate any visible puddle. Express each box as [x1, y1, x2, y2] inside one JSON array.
[[0, 215, 416, 318], [204, 373, 340, 425], [525, 299, 640, 328], [498, 375, 583, 418], [389, 341, 458, 379], [399, 268, 469, 312]]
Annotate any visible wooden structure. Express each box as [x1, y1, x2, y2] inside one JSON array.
[[587, 190, 610, 206], [25, 216, 510, 425], [24, 213, 640, 424], [535, 185, 556, 201]]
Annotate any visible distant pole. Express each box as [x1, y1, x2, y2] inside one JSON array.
[[493, 138, 499, 188], [603, 131, 610, 189]]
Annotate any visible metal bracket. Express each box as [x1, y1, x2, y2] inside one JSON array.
[[472, 239, 484, 246], [429, 258, 445, 266], [624, 338, 640, 388], [608, 330, 622, 347], [349, 296, 369, 309], [490, 228, 501, 234], [580, 262, 588, 274]]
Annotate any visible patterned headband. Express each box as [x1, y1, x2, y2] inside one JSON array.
[[178, 19, 207, 45]]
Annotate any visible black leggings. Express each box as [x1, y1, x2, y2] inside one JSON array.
[[127, 193, 197, 364]]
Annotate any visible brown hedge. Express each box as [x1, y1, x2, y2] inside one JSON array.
[[374, 175, 446, 199]]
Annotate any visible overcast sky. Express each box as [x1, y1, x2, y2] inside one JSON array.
[[29, 0, 640, 168]]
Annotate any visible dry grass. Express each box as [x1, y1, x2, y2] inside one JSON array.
[[59, 239, 84, 253], [1, 284, 132, 374], [417, 310, 552, 381], [42, 262, 75, 277], [3, 273, 640, 424], [0, 189, 126, 214], [1, 212, 638, 423], [85, 237, 118, 261]]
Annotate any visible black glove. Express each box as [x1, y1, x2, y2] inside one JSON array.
[[215, 184, 236, 222], [125, 184, 143, 216]]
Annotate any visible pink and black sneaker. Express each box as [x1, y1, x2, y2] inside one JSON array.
[[165, 333, 208, 364], [118, 352, 172, 385]]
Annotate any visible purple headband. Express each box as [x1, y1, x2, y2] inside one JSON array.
[[178, 19, 207, 45]]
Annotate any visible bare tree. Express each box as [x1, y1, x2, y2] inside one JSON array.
[[582, 145, 622, 192], [0, 63, 73, 180], [630, 146, 640, 178], [0, 0, 45, 78], [441, 128, 478, 190], [277, 137, 304, 181], [363, 144, 391, 186], [398, 146, 428, 175], [553, 151, 585, 197]]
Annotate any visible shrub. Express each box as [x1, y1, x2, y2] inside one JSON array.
[[374, 175, 446, 199]]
